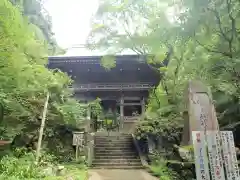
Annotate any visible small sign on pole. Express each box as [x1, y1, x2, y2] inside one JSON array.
[[72, 132, 84, 146], [72, 132, 84, 161]]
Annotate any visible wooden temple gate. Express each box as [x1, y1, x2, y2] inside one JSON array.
[[48, 55, 162, 133]]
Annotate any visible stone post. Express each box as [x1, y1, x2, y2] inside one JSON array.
[[181, 80, 219, 145], [85, 103, 95, 167]]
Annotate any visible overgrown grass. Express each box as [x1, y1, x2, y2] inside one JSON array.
[[44, 163, 88, 180], [0, 148, 88, 180], [147, 158, 179, 180]]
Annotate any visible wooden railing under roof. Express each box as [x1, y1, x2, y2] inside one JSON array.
[[69, 83, 154, 91]]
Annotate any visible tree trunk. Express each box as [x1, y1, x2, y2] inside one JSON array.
[[35, 92, 50, 163]]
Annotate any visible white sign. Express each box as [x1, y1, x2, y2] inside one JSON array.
[[206, 131, 225, 180], [72, 132, 84, 146], [192, 131, 211, 180], [221, 131, 240, 180]]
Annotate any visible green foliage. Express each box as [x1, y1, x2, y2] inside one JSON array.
[[89, 98, 103, 117], [88, 0, 240, 134], [135, 104, 183, 144], [88, 2, 240, 178], [0, 151, 47, 179], [0, 0, 87, 147], [100, 55, 116, 70], [149, 158, 179, 180], [0, 149, 87, 180], [10, 0, 65, 55]]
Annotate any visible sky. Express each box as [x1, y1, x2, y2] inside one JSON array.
[[44, 0, 175, 56], [44, 0, 99, 55]]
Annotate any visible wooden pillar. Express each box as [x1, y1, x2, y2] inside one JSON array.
[[141, 97, 145, 117], [120, 96, 124, 129], [86, 103, 91, 132]]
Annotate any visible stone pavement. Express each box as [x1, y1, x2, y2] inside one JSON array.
[[88, 169, 159, 180]]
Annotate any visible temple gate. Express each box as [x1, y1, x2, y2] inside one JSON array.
[[48, 55, 163, 132]]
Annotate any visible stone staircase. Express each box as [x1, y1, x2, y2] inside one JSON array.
[[92, 133, 143, 169]]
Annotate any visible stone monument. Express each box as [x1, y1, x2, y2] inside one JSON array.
[[181, 80, 239, 180]]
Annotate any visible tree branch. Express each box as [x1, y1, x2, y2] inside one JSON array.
[[226, 0, 236, 57], [195, 39, 232, 58], [153, 88, 161, 108], [212, 9, 231, 42]]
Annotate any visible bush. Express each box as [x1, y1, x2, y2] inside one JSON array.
[[149, 158, 179, 180], [0, 148, 87, 180], [0, 153, 44, 179]]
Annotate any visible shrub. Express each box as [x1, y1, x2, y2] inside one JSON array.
[[0, 153, 43, 179], [149, 158, 179, 180]]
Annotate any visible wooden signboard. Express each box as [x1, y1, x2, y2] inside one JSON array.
[[72, 132, 84, 146], [221, 131, 240, 180], [206, 131, 225, 180], [192, 131, 211, 180]]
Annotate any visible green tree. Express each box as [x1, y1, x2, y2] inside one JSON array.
[[0, 0, 85, 144], [10, 0, 65, 55], [87, 0, 240, 136]]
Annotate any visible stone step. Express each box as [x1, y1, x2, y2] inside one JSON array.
[[93, 134, 141, 169], [95, 132, 131, 136], [95, 142, 133, 145], [94, 155, 139, 159], [93, 159, 141, 163], [95, 135, 132, 139], [95, 140, 133, 144], [95, 149, 135, 153], [95, 152, 137, 156], [95, 144, 133, 147], [95, 138, 132, 141], [95, 148, 134, 152], [95, 138, 133, 142], [95, 143, 133, 147], [92, 162, 142, 167], [95, 134, 132, 137], [91, 165, 143, 169], [95, 147, 134, 151]]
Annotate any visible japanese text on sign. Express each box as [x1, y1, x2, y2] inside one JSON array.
[[192, 131, 211, 180], [206, 131, 225, 180]]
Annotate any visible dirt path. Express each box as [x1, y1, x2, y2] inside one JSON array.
[[88, 169, 159, 180]]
